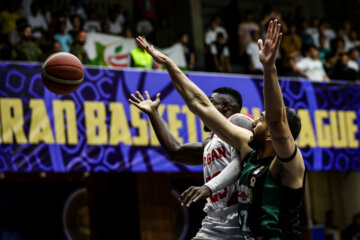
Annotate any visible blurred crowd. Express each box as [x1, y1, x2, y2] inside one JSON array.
[[205, 9, 360, 84], [324, 210, 360, 240], [0, 0, 360, 83]]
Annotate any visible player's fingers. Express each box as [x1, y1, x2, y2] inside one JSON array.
[[145, 91, 150, 100], [275, 33, 283, 50], [271, 19, 278, 40], [194, 191, 210, 202], [182, 188, 196, 206], [128, 98, 139, 107], [184, 189, 198, 207], [130, 94, 141, 103], [274, 23, 281, 42], [156, 93, 161, 100], [258, 39, 263, 50], [180, 186, 193, 200], [193, 192, 204, 203], [136, 91, 145, 101], [187, 191, 201, 207], [267, 20, 273, 39]]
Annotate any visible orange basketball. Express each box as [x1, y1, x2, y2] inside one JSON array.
[[41, 52, 84, 95]]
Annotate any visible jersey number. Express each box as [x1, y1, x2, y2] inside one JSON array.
[[239, 210, 250, 232], [205, 171, 228, 203]]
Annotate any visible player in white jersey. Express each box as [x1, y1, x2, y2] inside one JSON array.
[[129, 88, 253, 239]]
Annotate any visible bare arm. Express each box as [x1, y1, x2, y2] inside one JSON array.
[[129, 91, 204, 165], [259, 19, 305, 188], [135, 36, 252, 156]]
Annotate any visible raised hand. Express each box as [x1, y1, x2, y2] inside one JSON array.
[[136, 36, 169, 65], [128, 91, 161, 114], [179, 185, 212, 207], [258, 19, 282, 68]]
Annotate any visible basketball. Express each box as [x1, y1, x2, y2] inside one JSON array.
[[41, 52, 84, 95]]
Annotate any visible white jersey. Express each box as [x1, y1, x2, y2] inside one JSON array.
[[193, 113, 252, 240], [203, 133, 238, 211]]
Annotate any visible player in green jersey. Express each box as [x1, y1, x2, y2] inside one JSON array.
[[135, 19, 304, 239]]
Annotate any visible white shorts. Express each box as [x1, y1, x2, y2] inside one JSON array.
[[192, 205, 243, 240]]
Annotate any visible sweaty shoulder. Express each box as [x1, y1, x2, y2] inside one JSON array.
[[229, 113, 253, 131]]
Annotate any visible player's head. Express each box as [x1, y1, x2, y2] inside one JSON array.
[[248, 107, 301, 150], [210, 87, 242, 117], [203, 87, 243, 132]]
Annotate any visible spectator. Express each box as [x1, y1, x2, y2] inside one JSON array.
[[238, 10, 260, 56], [349, 48, 360, 71], [83, 10, 101, 32], [101, 22, 111, 34], [155, 16, 175, 48], [298, 21, 314, 47], [283, 55, 303, 77], [178, 33, 195, 71], [11, 25, 43, 61], [136, 17, 154, 37], [54, 21, 73, 52], [70, 0, 87, 20], [280, 23, 302, 65], [8, 18, 27, 46], [69, 15, 83, 40], [27, 1, 48, 39], [59, 10, 73, 34], [325, 210, 338, 230], [322, 20, 336, 45], [347, 48, 359, 72], [332, 37, 346, 58], [130, 38, 154, 69], [312, 21, 331, 48], [330, 27, 350, 52], [43, 40, 61, 58], [324, 52, 337, 78], [318, 34, 331, 64], [210, 32, 232, 73], [205, 15, 228, 46], [0, 1, 21, 36], [246, 30, 263, 74], [331, 53, 358, 82], [325, 210, 340, 240], [342, 213, 360, 240], [107, 9, 124, 35], [123, 27, 134, 38], [41, 1, 53, 25], [70, 30, 89, 64], [294, 44, 330, 81], [306, 16, 320, 38], [347, 30, 360, 50]]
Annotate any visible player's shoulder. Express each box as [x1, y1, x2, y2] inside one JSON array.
[[228, 113, 253, 130], [229, 113, 253, 123]]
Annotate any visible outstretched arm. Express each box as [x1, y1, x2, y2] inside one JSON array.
[[129, 91, 204, 165], [259, 19, 305, 188], [135, 36, 252, 155]]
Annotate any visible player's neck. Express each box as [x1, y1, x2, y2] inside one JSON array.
[[257, 144, 275, 160]]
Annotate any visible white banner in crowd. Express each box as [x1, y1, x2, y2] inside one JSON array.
[[84, 32, 186, 68]]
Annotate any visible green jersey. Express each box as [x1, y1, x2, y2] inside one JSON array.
[[238, 150, 304, 239]]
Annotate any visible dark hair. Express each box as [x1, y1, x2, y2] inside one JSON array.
[[216, 32, 224, 39], [212, 87, 243, 110], [285, 107, 301, 139]]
